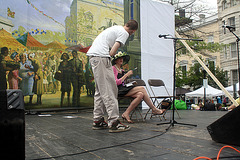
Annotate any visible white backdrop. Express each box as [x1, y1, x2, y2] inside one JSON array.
[[140, 0, 175, 108]]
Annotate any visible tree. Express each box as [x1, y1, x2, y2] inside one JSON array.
[[162, 1, 227, 89], [176, 60, 229, 90]]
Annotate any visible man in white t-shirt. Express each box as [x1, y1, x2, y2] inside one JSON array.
[[87, 20, 138, 133]]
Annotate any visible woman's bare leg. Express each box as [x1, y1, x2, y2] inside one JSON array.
[[122, 92, 144, 123], [125, 86, 163, 114]]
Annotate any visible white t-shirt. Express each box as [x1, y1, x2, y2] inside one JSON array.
[[87, 25, 129, 57]]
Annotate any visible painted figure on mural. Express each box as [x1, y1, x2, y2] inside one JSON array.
[[85, 57, 95, 97], [69, 50, 85, 107], [47, 54, 57, 94], [0, 47, 20, 90], [28, 53, 44, 105], [8, 52, 22, 89], [19, 53, 35, 104], [0, 47, 9, 90], [42, 65, 49, 94], [58, 52, 72, 107]]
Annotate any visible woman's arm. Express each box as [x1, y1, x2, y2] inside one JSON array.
[[112, 66, 133, 85], [112, 66, 122, 85], [120, 70, 133, 83]]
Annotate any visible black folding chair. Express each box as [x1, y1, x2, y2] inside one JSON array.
[[144, 79, 181, 120]]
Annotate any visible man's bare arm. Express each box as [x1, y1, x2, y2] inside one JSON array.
[[109, 41, 121, 57]]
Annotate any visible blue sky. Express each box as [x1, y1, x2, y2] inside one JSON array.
[[0, 0, 123, 33]]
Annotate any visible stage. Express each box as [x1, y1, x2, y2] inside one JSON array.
[[25, 109, 240, 160]]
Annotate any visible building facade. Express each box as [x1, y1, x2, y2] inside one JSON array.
[[177, 14, 221, 79], [65, 0, 124, 47], [124, 0, 141, 77], [0, 16, 14, 33], [218, 0, 240, 85]]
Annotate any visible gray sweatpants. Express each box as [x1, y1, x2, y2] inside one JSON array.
[[89, 56, 119, 126]]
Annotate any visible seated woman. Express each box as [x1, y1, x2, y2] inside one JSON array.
[[112, 52, 164, 123]]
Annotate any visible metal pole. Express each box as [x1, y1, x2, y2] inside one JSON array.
[[237, 39, 240, 92], [228, 29, 240, 95], [203, 70, 206, 110]]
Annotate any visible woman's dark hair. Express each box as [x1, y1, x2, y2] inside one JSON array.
[[1, 47, 8, 54], [72, 50, 77, 54], [60, 53, 69, 60], [125, 20, 138, 30]]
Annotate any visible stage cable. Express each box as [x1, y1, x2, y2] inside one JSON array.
[[31, 124, 171, 160], [193, 145, 240, 160]]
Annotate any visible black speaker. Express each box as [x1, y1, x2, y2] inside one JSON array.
[[0, 89, 25, 160], [207, 106, 240, 146]]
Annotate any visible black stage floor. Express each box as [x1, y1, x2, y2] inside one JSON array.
[[25, 109, 240, 160]]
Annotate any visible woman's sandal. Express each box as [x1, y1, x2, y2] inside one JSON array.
[[152, 109, 164, 115], [122, 114, 134, 123]]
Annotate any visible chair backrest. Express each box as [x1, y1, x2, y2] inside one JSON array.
[[148, 79, 171, 97], [127, 79, 152, 96], [148, 79, 165, 87], [128, 79, 146, 86]]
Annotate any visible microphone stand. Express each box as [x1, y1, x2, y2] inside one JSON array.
[[157, 35, 202, 129], [227, 28, 240, 91]]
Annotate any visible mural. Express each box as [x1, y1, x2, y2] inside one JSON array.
[[0, 0, 124, 109]]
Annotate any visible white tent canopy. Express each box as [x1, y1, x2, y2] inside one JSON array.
[[225, 82, 239, 92], [186, 85, 224, 97]]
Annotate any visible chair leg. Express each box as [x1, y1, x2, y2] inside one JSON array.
[[130, 107, 144, 121], [136, 107, 144, 121], [130, 109, 135, 119], [144, 108, 151, 120]]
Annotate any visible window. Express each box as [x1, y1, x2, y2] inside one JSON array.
[[231, 70, 238, 84], [84, 11, 93, 22], [181, 65, 187, 77], [130, 0, 134, 20], [230, 42, 237, 58], [192, 60, 197, 66], [222, 20, 226, 34], [222, 0, 227, 10], [179, 60, 188, 77], [207, 35, 214, 44], [228, 17, 235, 31], [224, 45, 228, 59], [84, 11, 93, 29], [230, 0, 236, 7], [225, 71, 228, 80], [208, 60, 215, 70]]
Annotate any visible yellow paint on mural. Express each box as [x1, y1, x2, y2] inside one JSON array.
[[65, 0, 124, 46]]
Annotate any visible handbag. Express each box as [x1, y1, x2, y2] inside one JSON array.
[[54, 71, 63, 81]]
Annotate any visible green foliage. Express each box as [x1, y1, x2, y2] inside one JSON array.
[[176, 33, 227, 89], [185, 63, 203, 89], [176, 61, 229, 90], [175, 15, 192, 27], [176, 37, 224, 56], [176, 67, 187, 87]]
